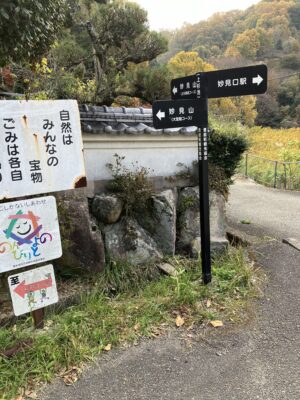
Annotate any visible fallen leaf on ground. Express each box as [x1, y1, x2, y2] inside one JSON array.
[[150, 326, 165, 337], [206, 299, 212, 308], [104, 344, 112, 351], [25, 390, 38, 399], [187, 322, 195, 331], [61, 366, 81, 386], [240, 219, 251, 224], [210, 320, 224, 328], [175, 315, 185, 327], [134, 323, 140, 331]]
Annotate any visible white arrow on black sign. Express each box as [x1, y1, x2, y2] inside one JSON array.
[[171, 64, 268, 100], [156, 110, 165, 120], [252, 74, 264, 86], [152, 99, 208, 130]]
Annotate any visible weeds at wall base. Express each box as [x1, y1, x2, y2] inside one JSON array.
[[0, 248, 264, 399]]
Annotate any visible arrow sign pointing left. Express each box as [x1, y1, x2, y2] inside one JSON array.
[[156, 110, 165, 120], [14, 276, 53, 298], [8, 264, 58, 316], [152, 99, 208, 129]]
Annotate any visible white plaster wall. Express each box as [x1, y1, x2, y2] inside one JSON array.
[[83, 134, 198, 181]]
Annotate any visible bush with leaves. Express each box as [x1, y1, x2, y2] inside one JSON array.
[[208, 119, 249, 180], [106, 154, 154, 216]]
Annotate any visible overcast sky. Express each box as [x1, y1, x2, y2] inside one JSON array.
[[133, 0, 261, 31]]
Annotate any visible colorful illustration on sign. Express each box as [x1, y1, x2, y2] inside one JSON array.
[[8, 264, 58, 316], [10, 272, 52, 309], [0, 209, 52, 262]]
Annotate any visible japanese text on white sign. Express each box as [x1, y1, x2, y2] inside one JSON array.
[[8, 264, 58, 316], [0, 100, 86, 199], [0, 196, 62, 273]]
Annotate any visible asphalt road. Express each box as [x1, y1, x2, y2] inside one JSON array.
[[42, 179, 300, 400], [227, 177, 300, 241], [42, 242, 300, 400]]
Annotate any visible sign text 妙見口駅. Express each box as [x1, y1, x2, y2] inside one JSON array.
[[171, 64, 268, 100]]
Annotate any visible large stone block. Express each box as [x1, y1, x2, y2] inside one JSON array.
[[177, 187, 228, 257], [135, 189, 177, 256], [57, 196, 105, 274], [92, 194, 123, 224], [104, 217, 163, 266]]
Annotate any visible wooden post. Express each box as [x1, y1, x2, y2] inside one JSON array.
[[32, 308, 45, 329]]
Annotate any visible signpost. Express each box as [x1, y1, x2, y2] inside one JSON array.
[[154, 64, 268, 284], [8, 264, 58, 319], [152, 99, 208, 129], [0, 100, 86, 199], [0, 196, 62, 273], [171, 64, 268, 100], [0, 99, 87, 328]]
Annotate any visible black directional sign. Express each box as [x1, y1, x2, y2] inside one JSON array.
[[171, 74, 200, 100], [152, 98, 208, 129], [154, 63, 269, 286], [171, 64, 268, 100]]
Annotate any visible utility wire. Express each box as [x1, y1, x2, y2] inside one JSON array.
[[269, 71, 300, 81]]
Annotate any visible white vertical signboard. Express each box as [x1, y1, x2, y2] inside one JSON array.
[[0, 100, 86, 199], [0, 196, 62, 273], [8, 264, 58, 316]]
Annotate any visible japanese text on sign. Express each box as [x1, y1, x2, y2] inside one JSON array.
[[0, 100, 86, 199], [0, 196, 62, 273], [8, 264, 58, 316]]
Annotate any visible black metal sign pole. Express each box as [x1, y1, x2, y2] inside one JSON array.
[[194, 72, 212, 285], [168, 64, 268, 284], [197, 100, 211, 284]]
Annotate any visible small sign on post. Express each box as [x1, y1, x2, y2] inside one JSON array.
[[0, 100, 87, 328], [8, 264, 58, 317], [171, 64, 268, 100], [152, 98, 208, 129], [0, 196, 62, 274]]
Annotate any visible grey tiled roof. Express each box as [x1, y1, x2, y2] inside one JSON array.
[[79, 104, 198, 136]]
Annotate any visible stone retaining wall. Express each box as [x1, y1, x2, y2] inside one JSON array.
[[57, 186, 228, 272]]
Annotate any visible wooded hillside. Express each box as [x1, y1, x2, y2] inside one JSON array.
[[160, 0, 300, 127], [1, 0, 299, 128]]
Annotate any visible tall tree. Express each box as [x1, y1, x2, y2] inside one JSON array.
[[77, 0, 168, 104], [167, 51, 214, 77], [0, 0, 69, 66]]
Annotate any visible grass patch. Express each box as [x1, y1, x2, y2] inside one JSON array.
[[247, 126, 300, 162], [0, 249, 263, 399], [239, 126, 300, 189]]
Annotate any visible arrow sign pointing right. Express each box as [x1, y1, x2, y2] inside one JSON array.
[[252, 74, 263, 86], [171, 64, 268, 100]]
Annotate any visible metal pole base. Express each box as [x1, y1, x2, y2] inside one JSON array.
[[203, 273, 212, 285]]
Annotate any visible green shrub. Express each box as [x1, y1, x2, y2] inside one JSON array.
[[106, 154, 154, 216], [208, 163, 230, 199], [208, 119, 249, 180]]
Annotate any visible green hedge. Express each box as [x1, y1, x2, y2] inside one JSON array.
[[208, 119, 249, 180]]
